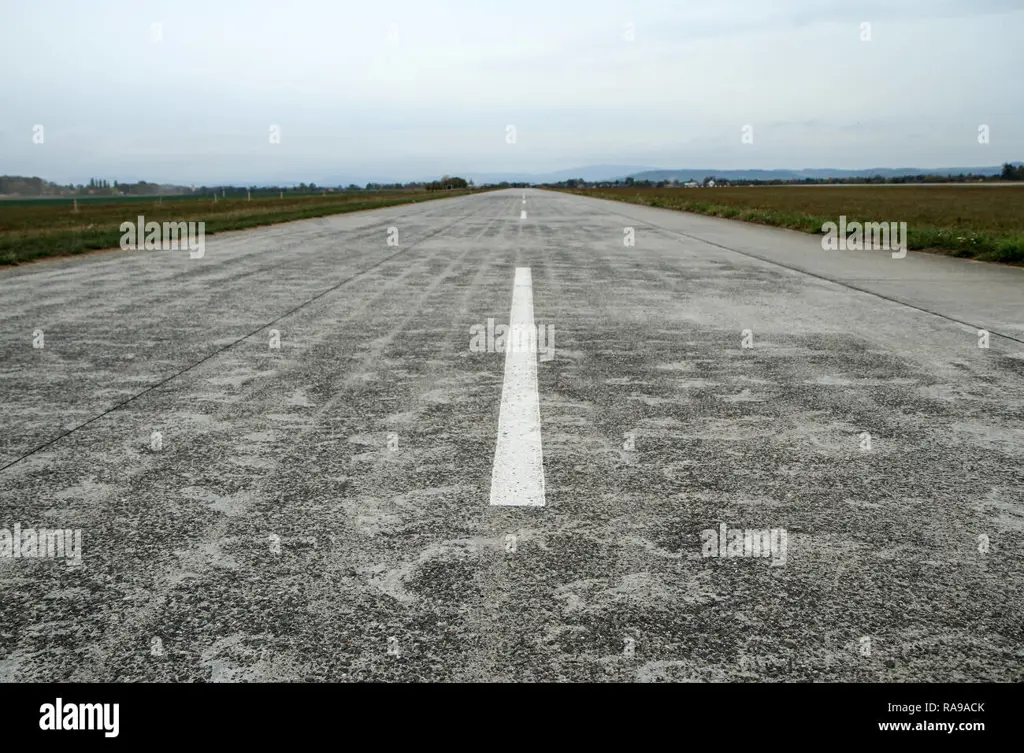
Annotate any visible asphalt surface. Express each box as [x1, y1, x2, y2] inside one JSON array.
[[1, 188, 1022, 682]]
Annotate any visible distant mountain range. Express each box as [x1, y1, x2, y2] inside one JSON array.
[[4, 163, 1022, 197], [460, 164, 1021, 185], [149, 163, 1024, 187], [624, 166, 1019, 183]]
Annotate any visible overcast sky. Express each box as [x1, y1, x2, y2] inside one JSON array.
[[1, 0, 1021, 184]]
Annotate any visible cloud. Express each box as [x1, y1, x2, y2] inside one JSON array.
[[0, 0, 1021, 183]]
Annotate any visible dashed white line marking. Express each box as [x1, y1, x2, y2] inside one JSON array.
[[489, 267, 546, 507], [520, 210, 527, 219]]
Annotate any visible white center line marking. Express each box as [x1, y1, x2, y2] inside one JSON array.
[[520, 209, 527, 219], [489, 267, 546, 507]]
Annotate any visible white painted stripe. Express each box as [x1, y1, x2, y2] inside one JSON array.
[[489, 267, 546, 507], [520, 210, 527, 219]]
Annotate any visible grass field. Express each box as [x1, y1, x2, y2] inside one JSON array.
[[0, 189, 484, 265], [560, 185, 1024, 264]]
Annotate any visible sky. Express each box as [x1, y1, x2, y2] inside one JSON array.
[[1, 0, 1022, 184]]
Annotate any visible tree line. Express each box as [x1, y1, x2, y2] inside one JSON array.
[[0, 175, 477, 197], [1000, 162, 1024, 180], [545, 165, 1024, 189]]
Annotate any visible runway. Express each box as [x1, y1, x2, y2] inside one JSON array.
[[1, 188, 1021, 681]]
